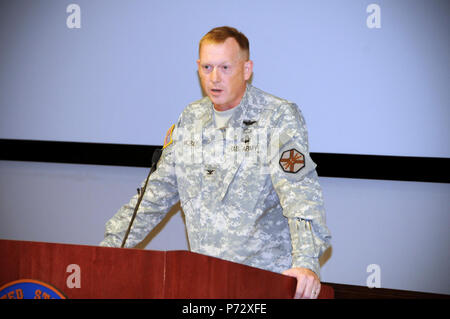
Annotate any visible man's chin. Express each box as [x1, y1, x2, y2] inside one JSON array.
[[208, 96, 224, 107]]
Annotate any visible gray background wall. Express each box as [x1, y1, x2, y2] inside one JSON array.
[[0, 0, 449, 294]]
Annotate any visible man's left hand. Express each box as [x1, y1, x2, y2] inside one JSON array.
[[282, 267, 321, 299]]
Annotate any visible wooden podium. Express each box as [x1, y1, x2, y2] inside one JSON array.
[[0, 239, 333, 299]]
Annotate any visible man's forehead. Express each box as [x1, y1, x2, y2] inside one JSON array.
[[199, 38, 244, 62]]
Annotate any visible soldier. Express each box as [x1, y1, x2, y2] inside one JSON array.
[[100, 26, 331, 299]]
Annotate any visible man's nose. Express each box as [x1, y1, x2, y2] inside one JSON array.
[[211, 67, 221, 83]]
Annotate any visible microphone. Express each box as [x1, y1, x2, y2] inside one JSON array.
[[120, 148, 163, 248]]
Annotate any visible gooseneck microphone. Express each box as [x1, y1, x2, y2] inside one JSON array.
[[120, 149, 163, 248]]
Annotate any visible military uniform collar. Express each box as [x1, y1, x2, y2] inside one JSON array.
[[201, 83, 254, 129], [227, 83, 252, 128]]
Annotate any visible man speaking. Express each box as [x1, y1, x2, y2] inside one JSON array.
[[100, 26, 331, 299]]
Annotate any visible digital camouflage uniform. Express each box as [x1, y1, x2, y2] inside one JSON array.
[[100, 84, 331, 277]]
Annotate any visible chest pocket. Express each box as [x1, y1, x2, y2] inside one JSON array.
[[173, 128, 203, 202], [218, 130, 268, 205]]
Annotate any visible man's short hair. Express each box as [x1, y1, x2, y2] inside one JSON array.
[[199, 26, 250, 60]]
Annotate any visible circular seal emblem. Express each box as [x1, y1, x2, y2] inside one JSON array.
[[0, 279, 66, 299]]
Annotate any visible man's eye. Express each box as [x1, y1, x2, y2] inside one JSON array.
[[202, 65, 212, 73], [221, 65, 232, 73]]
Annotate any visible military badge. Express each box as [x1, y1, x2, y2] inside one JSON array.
[[163, 124, 175, 149], [279, 149, 305, 173]]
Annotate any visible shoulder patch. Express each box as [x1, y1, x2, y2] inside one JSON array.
[[163, 124, 175, 149], [279, 148, 305, 173]]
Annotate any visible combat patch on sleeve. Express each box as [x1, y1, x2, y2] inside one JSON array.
[[163, 124, 175, 149], [279, 148, 305, 174]]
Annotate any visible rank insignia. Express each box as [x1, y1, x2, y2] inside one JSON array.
[[279, 149, 305, 173], [163, 124, 175, 149]]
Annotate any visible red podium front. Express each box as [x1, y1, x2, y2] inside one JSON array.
[[0, 239, 333, 299]]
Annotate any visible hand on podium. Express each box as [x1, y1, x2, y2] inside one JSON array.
[[282, 267, 321, 299]]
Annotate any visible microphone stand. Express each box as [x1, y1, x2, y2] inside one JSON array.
[[120, 149, 162, 248]]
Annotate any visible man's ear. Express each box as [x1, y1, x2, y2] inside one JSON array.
[[244, 60, 253, 81]]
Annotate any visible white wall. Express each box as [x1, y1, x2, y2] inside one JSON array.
[[1, 160, 448, 294], [0, 0, 449, 157]]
